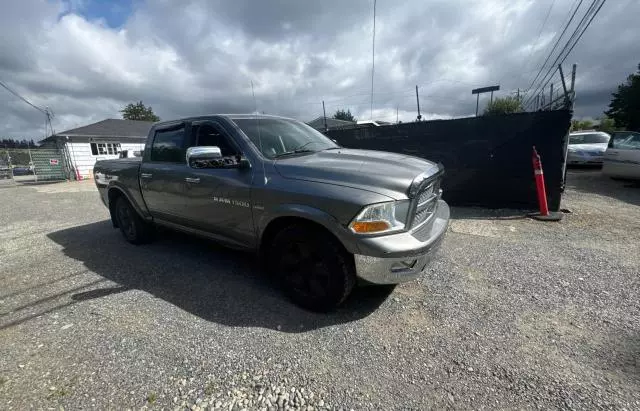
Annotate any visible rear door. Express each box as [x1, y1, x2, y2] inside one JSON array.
[[140, 123, 191, 223], [604, 132, 640, 178]]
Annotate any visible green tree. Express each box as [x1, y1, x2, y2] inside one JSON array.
[[597, 116, 617, 134], [571, 119, 595, 131], [120, 101, 160, 122], [332, 109, 356, 122], [605, 63, 640, 131], [483, 96, 523, 115]]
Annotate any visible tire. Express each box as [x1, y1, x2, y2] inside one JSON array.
[[114, 197, 153, 244], [269, 224, 356, 312]]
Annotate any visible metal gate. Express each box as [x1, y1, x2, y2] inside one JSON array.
[[30, 149, 67, 181], [1, 148, 68, 183]]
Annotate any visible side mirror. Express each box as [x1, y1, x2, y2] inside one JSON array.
[[187, 146, 222, 168], [238, 157, 251, 169]]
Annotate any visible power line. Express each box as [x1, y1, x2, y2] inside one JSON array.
[[518, 0, 558, 83], [524, 0, 584, 98], [0, 79, 46, 114], [524, 0, 606, 108], [526, 0, 604, 107], [530, 0, 604, 99], [526, 0, 600, 101]]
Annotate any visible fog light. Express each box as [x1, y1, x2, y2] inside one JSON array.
[[391, 259, 418, 273]]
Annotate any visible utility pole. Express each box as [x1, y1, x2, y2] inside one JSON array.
[[322, 100, 328, 132], [370, 0, 376, 120], [396, 106, 399, 124], [570, 63, 577, 102], [415, 85, 422, 121], [561, 63, 577, 193], [558, 64, 569, 108], [549, 84, 554, 110]]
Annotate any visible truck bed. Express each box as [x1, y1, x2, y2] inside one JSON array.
[[93, 158, 142, 189]]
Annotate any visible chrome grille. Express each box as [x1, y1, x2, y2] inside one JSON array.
[[412, 201, 437, 226], [409, 178, 441, 229]]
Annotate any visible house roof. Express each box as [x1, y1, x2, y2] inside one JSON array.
[[306, 116, 356, 130], [55, 119, 153, 138]]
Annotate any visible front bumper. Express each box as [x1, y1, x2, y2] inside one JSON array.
[[353, 200, 449, 284]]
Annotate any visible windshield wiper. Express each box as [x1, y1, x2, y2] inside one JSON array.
[[273, 149, 315, 158], [273, 141, 321, 158]]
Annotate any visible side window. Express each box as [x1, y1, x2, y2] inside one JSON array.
[[189, 123, 238, 157], [151, 126, 186, 162], [612, 133, 640, 150]]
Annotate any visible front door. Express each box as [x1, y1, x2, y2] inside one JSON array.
[[604, 132, 640, 178], [180, 121, 255, 248]]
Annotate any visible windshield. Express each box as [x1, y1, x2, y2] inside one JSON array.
[[569, 133, 610, 144], [232, 117, 339, 159]]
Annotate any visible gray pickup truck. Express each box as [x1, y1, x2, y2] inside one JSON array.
[[94, 115, 449, 311]]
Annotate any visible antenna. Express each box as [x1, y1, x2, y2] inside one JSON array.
[[251, 81, 267, 184]]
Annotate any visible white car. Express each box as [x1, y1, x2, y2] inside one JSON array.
[[567, 131, 611, 166], [603, 131, 640, 180]]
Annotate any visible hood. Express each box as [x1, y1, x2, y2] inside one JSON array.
[[274, 148, 439, 200], [568, 143, 608, 152]]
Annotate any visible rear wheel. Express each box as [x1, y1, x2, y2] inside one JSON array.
[[269, 224, 356, 312], [115, 197, 153, 244]]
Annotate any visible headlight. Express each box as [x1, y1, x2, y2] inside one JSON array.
[[349, 201, 409, 234]]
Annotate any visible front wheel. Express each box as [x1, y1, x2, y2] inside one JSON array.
[[269, 224, 356, 312], [115, 197, 153, 244]]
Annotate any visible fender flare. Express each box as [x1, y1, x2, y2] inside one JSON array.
[[106, 184, 150, 226], [257, 204, 359, 255]]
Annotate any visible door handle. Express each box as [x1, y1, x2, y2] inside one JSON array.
[[140, 173, 153, 179], [185, 177, 200, 184]]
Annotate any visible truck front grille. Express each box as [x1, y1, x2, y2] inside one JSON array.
[[409, 178, 441, 230]]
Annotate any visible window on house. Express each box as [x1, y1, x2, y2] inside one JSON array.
[[90, 143, 122, 156]]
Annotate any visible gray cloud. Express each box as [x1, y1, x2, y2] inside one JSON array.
[[1, 0, 638, 139]]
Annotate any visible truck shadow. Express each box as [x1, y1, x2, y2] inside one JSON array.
[[46, 221, 392, 332]]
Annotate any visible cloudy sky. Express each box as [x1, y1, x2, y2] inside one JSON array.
[[1, 0, 638, 140]]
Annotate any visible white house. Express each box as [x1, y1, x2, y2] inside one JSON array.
[[41, 119, 152, 179]]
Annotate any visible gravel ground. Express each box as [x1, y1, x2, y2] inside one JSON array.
[[0, 170, 638, 410]]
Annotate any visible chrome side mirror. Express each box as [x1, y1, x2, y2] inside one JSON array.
[[186, 146, 222, 168]]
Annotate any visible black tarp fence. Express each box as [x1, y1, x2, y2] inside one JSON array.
[[325, 110, 572, 211]]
